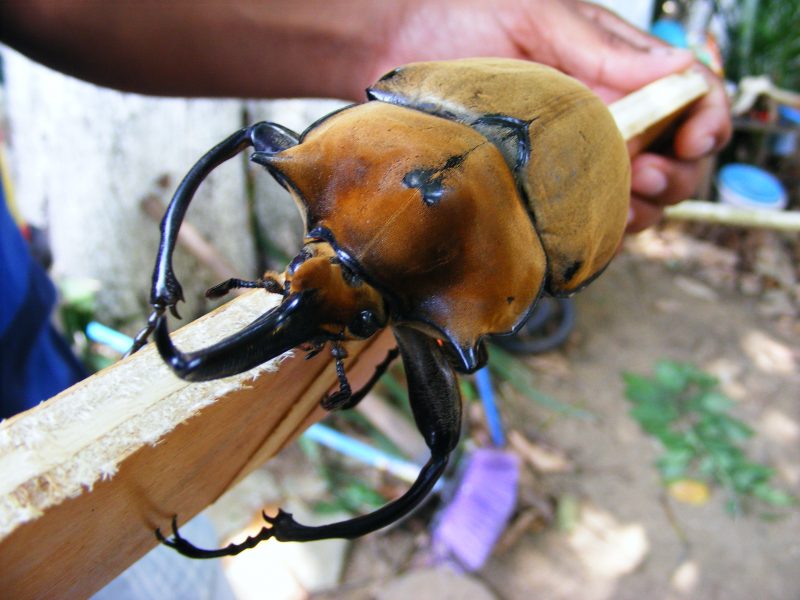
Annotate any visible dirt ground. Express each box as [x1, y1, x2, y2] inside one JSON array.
[[475, 243, 800, 600], [213, 228, 800, 600]]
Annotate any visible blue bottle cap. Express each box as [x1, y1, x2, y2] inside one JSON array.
[[717, 163, 787, 210]]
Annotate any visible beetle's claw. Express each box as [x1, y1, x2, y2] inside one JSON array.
[[157, 514, 276, 559], [321, 390, 351, 411], [152, 271, 185, 313], [125, 306, 167, 356], [169, 304, 182, 320], [155, 515, 183, 547], [261, 509, 303, 541], [302, 341, 325, 360]]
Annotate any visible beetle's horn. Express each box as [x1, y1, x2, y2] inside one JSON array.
[[154, 291, 322, 382]]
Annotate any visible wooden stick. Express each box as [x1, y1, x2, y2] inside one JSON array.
[[665, 200, 800, 231], [0, 289, 394, 598], [609, 69, 709, 148], [0, 69, 710, 599]]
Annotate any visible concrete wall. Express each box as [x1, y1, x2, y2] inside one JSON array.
[[2, 48, 344, 328]]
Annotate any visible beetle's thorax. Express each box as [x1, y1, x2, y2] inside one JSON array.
[[263, 102, 546, 367], [283, 241, 387, 340]]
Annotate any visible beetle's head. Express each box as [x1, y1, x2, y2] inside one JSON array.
[[282, 240, 388, 341], [154, 240, 388, 382]]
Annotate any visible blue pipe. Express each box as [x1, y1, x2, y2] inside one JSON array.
[[475, 366, 505, 447]]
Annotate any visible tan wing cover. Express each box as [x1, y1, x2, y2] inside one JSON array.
[[368, 58, 630, 294]]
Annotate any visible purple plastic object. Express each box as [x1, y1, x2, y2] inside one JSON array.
[[432, 448, 520, 571]]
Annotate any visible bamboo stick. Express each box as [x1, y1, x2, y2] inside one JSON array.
[[665, 200, 800, 230], [609, 69, 709, 147]]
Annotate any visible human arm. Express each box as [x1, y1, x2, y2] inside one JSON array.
[[1, 0, 730, 230], [372, 0, 731, 232]]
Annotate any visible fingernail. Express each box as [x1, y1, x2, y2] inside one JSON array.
[[632, 166, 667, 196], [627, 207, 635, 225]]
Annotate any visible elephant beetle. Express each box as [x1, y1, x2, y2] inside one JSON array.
[[131, 58, 630, 558]]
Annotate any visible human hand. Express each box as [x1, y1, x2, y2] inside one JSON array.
[[374, 0, 731, 233]]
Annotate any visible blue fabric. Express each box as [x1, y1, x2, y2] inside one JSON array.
[[0, 195, 87, 419]]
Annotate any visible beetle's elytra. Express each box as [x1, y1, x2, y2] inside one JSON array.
[[133, 58, 629, 558]]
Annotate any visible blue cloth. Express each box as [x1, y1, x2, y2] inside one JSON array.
[[0, 195, 87, 419]]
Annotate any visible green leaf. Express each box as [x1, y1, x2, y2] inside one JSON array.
[[313, 500, 348, 515], [629, 403, 674, 434], [623, 360, 793, 516], [338, 481, 386, 510], [697, 391, 734, 414], [489, 347, 593, 419], [659, 431, 696, 454], [730, 463, 773, 491], [751, 484, 797, 507], [654, 361, 691, 393], [623, 373, 663, 404], [725, 496, 743, 516], [716, 415, 754, 443], [656, 448, 694, 480]]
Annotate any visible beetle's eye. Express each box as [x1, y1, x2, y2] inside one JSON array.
[[349, 310, 381, 338]]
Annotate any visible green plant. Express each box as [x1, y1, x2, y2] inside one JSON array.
[[724, 0, 800, 91], [58, 278, 115, 372], [488, 345, 594, 420], [623, 360, 795, 515], [297, 435, 388, 515]]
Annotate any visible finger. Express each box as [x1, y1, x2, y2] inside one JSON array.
[[552, 1, 695, 92], [576, 1, 666, 51], [626, 196, 664, 233], [673, 69, 733, 159], [631, 153, 707, 207]]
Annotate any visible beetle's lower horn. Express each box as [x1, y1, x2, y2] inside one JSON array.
[[154, 291, 321, 382]]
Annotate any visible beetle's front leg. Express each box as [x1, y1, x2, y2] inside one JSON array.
[[157, 325, 460, 555], [131, 122, 301, 353]]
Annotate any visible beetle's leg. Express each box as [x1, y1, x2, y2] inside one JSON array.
[[322, 347, 400, 411], [156, 515, 270, 559], [302, 340, 326, 360], [125, 305, 166, 356], [135, 122, 300, 351], [205, 275, 286, 299], [157, 326, 459, 555], [321, 342, 352, 408]]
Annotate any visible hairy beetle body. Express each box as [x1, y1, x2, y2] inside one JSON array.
[[135, 58, 630, 557]]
